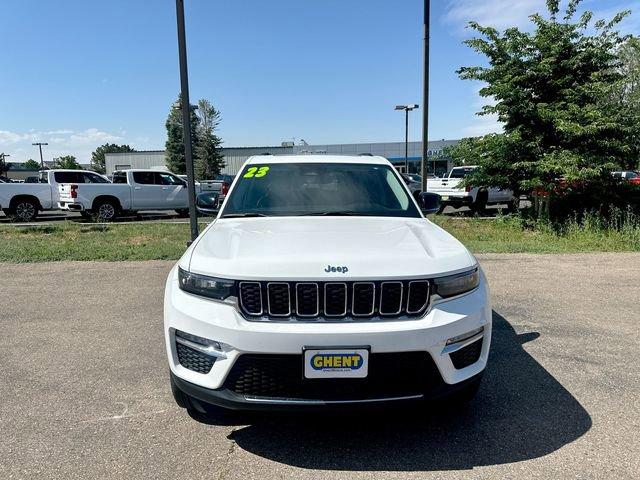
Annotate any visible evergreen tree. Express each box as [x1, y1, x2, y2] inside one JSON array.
[[165, 94, 200, 175], [194, 99, 225, 179]]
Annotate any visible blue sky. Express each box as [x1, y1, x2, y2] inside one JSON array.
[[1, 0, 638, 163]]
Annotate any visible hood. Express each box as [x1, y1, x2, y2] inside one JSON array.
[[187, 217, 476, 281]]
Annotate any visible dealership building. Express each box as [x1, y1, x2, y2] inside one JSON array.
[[105, 139, 460, 178]]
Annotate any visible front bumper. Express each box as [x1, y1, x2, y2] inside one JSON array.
[[164, 265, 492, 406]]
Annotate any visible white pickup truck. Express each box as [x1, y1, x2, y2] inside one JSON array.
[[59, 169, 199, 221], [0, 169, 108, 221], [427, 166, 516, 213]]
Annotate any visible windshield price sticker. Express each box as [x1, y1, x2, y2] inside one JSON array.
[[243, 166, 270, 178]]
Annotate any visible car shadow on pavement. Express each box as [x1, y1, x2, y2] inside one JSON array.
[[194, 311, 592, 471]]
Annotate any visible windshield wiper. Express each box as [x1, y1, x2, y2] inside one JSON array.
[[300, 211, 362, 216], [220, 213, 268, 218]]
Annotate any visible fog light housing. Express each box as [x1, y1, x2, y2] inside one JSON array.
[[174, 329, 228, 357], [446, 326, 484, 346]]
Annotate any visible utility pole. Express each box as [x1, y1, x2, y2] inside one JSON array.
[[395, 104, 419, 173], [421, 0, 431, 193], [175, 0, 199, 243], [32, 142, 48, 169]]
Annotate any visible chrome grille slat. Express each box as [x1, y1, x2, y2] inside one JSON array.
[[267, 282, 291, 317], [324, 283, 347, 317], [379, 282, 403, 315], [352, 282, 376, 317], [239, 282, 263, 316], [407, 281, 430, 314], [296, 283, 319, 317]]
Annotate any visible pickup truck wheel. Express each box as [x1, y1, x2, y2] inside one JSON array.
[[80, 211, 92, 220], [175, 208, 190, 218], [470, 191, 488, 215], [93, 200, 119, 222], [8, 199, 38, 222]]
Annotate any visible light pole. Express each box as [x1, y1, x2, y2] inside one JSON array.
[[421, 0, 431, 192], [0, 153, 10, 176], [395, 104, 419, 173], [32, 142, 48, 169], [175, 0, 199, 243]]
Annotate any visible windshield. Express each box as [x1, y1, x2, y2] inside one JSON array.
[[220, 162, 421, 218]]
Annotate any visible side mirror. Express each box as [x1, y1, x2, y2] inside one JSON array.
[[196, 192, 220, 216], [416, 192, 441, 215]]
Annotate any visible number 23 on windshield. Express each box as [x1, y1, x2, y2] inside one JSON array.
[[243, 166, 270, 178]]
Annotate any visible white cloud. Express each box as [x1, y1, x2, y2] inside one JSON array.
[[444, 0, 544, 32], [443, 0, 639, 35], [0, 128, 125, 164]]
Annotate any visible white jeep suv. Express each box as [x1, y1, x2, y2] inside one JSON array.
[[164, 155, 491, 412]]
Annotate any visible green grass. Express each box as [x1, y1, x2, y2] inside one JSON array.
[[1, 215, 639, 263], [432, 214, 640, 253]]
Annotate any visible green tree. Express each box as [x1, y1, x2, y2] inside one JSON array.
[[194, 99, 225, 179], [165, 94, 200, 175], [54, 155, 82, 170], [23, 159, 41, 170], [91, 143, 136, 174], [449, 0, 636, 199]]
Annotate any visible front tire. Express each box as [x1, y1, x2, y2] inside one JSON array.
[[7, 199, 39, 222], [470, 190, 488, 215]]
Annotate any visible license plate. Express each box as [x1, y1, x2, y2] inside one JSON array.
[[303, 348, 369, 379], [441, 195, 449, 201]]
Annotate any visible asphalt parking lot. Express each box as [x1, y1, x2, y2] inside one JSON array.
[[1, 254, 638, 479]]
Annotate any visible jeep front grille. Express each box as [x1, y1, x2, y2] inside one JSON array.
[[237, 280, 430, 320]]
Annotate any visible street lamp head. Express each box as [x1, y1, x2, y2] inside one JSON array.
[[395, 105, 406, 110], [407, 104, 419, 110]]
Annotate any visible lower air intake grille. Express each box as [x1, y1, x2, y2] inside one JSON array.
[[450, 338, 483, 369], [223, 352, 442, 401], [176, 342, 216, 374]]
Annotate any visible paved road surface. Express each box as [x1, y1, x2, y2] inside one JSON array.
[[1, 254, 638, 479]]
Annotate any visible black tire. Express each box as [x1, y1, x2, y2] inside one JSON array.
[[7, 198, 39, 222], [175, 208, 190, 218], [80, 211, 92, 220], [507, 196, 520, 213], [92, 199, 119, 222], [471, 190, 488, 215]]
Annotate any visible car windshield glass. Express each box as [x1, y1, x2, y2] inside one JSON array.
[[220, 163, 421, 218]]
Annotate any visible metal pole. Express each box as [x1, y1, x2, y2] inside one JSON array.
[[38, 144, 44, 169], [175, 0, 199, 243], [421, 0, 430, 193], [405, 109, 409, 173]]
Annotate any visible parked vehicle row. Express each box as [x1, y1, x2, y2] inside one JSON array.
[[1, 168, 235, 222], [0, 169, 108, 222]]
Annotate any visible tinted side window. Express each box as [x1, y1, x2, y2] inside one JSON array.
[[54, 172, 84, 183], [112, 172, 127, 184], [83, 173, 109, 183], [158, 173, 183, 186], [133, 172, 157, 185]]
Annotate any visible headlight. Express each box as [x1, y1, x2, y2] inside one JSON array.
[[433, 268, 479, 298], [178, 267, 236, 300]]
